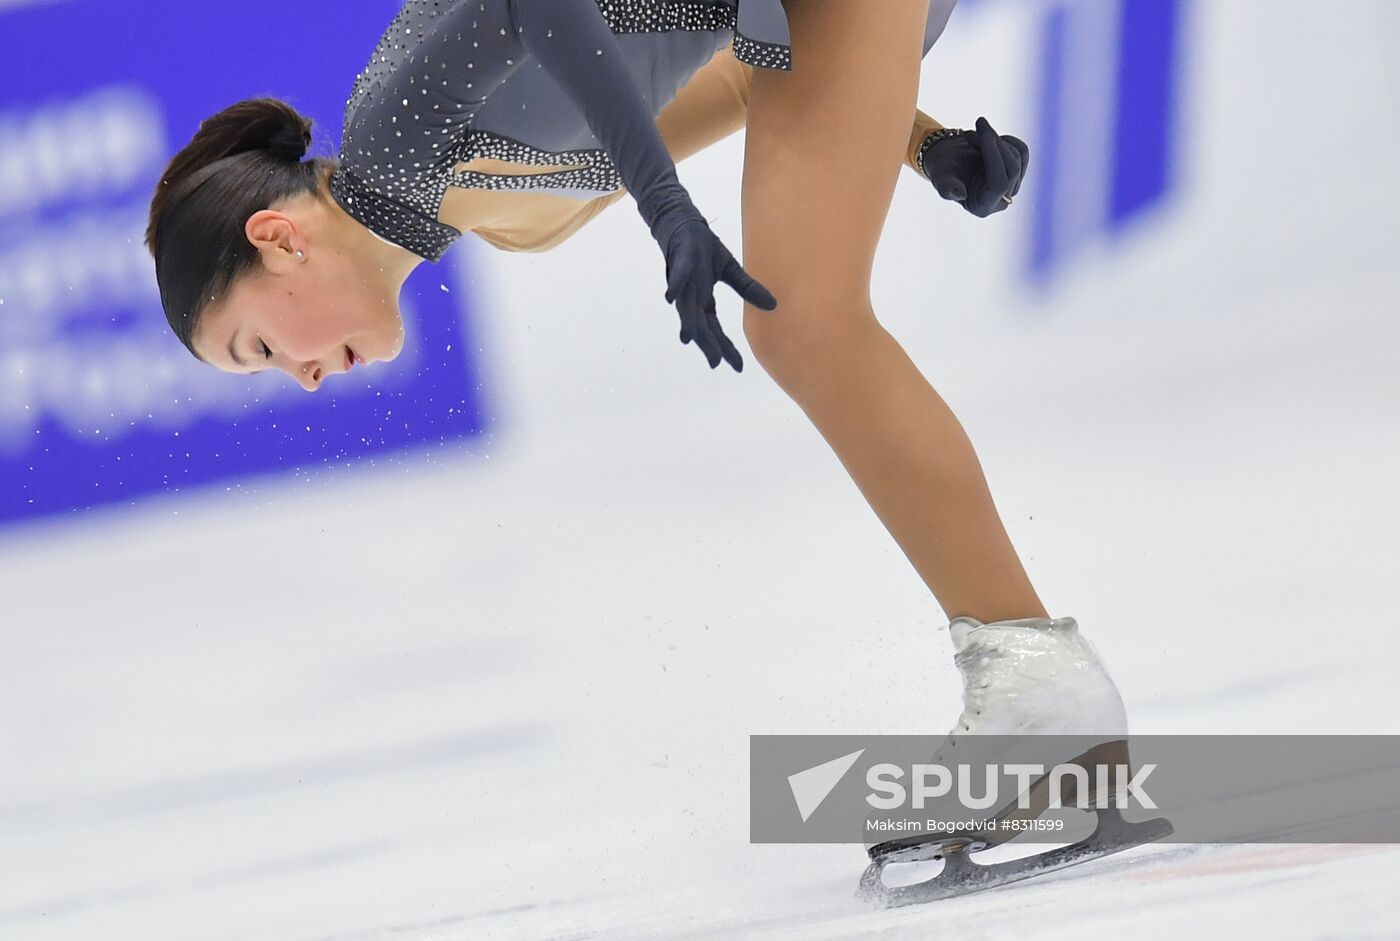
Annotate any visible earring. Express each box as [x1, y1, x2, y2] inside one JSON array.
[[295, 250, 305, 258]]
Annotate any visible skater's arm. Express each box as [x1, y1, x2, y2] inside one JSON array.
[[506, 0, 711, 249], [489, 47, 754, 252], [907, 110, 950, 180], [507, 0, 777, 372], [471, 48, 754, 253]]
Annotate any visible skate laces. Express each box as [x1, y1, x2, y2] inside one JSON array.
[[946, 646, 1002, 745], [944, 626, 1072, 746]]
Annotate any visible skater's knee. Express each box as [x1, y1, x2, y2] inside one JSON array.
[[742, 283, 877, 385]]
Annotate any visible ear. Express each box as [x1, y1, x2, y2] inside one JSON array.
[[245, 210, 304, 272]]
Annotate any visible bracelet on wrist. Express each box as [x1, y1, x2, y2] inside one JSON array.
[[916, 126, 967, 179]]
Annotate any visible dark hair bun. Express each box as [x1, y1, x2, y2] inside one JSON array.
[[263, 119, 312, 162], [226, 97, 313, 162]]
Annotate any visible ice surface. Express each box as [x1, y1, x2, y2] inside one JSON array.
[[3, 259, 1397, 937]]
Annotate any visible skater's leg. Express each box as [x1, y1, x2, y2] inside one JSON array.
[[740, 0, 1046, 623]]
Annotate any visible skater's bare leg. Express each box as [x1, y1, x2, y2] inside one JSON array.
[[740, 0, 1047, 623]]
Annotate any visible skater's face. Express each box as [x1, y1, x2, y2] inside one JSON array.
[[191, 190, 418, 391]]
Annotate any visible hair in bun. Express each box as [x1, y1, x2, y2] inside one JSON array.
[[146, 97, 339, 361], [252, 101, 313, 163]]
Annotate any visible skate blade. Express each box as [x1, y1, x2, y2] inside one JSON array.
[[857, 810, 1174, 907]]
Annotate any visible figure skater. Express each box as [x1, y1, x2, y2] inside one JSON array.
[[145, 0, 1158, 901]]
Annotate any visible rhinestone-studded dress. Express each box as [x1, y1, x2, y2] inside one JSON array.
[[330, 0, 960, 262]]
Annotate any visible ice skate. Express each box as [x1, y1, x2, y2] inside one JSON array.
[[858, 614, 1173, 906]]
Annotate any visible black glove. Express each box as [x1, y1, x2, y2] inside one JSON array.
[[918, 116, 1029, 218], [657, 213, 777, 372], [511, 0, 777, 372]]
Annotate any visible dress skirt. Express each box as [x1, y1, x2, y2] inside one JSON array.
[[722, 0, 961, 71], [586, 0, 961, 72]]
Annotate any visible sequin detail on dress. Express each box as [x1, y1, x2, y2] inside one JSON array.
[[452, 130, 622, 193], [330, 167, 461, 264], [590, 0, 793, 70]]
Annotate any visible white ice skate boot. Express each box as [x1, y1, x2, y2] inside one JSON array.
[[859, 614, 1173, 906], [943, 613, 1129, 737]]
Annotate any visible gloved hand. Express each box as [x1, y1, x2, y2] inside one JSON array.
[[652, 209, 777, 372], [918, 116, 1029, 218]]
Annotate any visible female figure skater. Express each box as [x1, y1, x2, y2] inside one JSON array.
[[146, 0, 1151, 901]]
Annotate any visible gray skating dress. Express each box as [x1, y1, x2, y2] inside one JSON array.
[[330, 0, 960, 262]]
